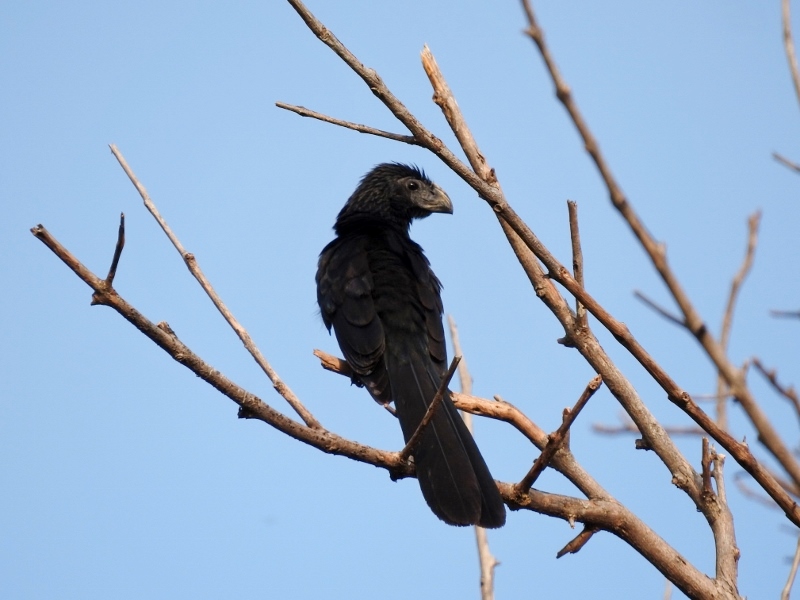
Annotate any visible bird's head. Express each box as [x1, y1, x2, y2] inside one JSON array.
[[335, 163, 453, 233]]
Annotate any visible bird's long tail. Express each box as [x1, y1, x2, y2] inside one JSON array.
[[386, 344, 506, 528]]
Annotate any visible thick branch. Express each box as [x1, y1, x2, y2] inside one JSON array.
[[502, 483, 717, 599]]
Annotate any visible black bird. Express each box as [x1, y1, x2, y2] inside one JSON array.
[[316, 163, 506, 528]]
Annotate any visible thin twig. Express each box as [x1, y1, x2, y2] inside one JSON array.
[[421, 46, 495, 182], [701, 438, 714, 498], [783, 0, 800, 111], [592, 416, 703, 438], [633, 290, 684, 327], [556, 526, 599, 558], [517, 375, 602, 491], [752, 358, 800, 423], [774, 152, 800, 173], [447, 316, 499, 600], [105, 213, 125, 286], [742, 466, 800, 500], [782, 536, 800, 600], [275, 102, 420, 145], [715, 212, 760, 429], [567, 201, 586, 330], [690, 393, 733, 402], [314, 348, 353, 378], [734, 472, 785, 509], [719, 211, 760, 357], [475, 506, 500, 600], [713, 451, 727, 504], [663, 580, 673, 600], [398, 356, 461, 462], [447, 316, 473, 399], [705, 448, 740, 589], [108, 144, 321, 430], [771, 308, 800, 319]]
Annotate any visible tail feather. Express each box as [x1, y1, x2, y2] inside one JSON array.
[[387, 345, 506, 528]]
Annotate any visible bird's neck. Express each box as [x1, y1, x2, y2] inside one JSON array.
[[334, 214, 411, 237]]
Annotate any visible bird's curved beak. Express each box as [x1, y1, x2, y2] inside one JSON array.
[[418, 184, 453, 215]]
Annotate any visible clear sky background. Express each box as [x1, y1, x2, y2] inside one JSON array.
[[3, 1, 799, 598]]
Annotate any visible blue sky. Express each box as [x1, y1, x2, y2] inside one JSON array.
[[3, 1, 799, 598]]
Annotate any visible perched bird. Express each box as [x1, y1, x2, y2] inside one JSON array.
[[316, 163, 506, 528]]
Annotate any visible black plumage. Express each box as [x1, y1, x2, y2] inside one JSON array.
[[316, 163, 506, 528]]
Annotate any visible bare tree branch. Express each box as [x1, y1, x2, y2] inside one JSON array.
[[734, 470, 782, 509], [417, 37, 708, 512], [783, 0, 800, 111], [634, 290, 685, 327], [773, 151, 800, 173], [702, 438, 714, 498], [448, 316, 499, 600], [35, 216, 721, 595], [501, 483, 716, 598], [518, 0, 800, 523], [278, 2, 800, 524], [33, 3, 796, 597], [314, 349, 609, 500], [752, 358, 800, 424], [771, 308, 800, 319], [593, 421, 704, 437], [782, 536, 800, 600], [275, 102, 420, 145], [716, 212, 761, 429], [714, 453, 741, 588], [109, 144, 322, 430], [30, 223, 409, 475], [517, 375, 602, 491], [663, 580, 674, 600], [556, 526, 598, 558], [105, 213, 125, 287], [567, 200, 587, 331]]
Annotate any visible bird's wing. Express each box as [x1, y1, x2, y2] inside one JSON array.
[[406, 245, 447, 371], [317, 236, 390, 402]]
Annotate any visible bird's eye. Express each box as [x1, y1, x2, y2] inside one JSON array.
[[407, 181, 419, 191]]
